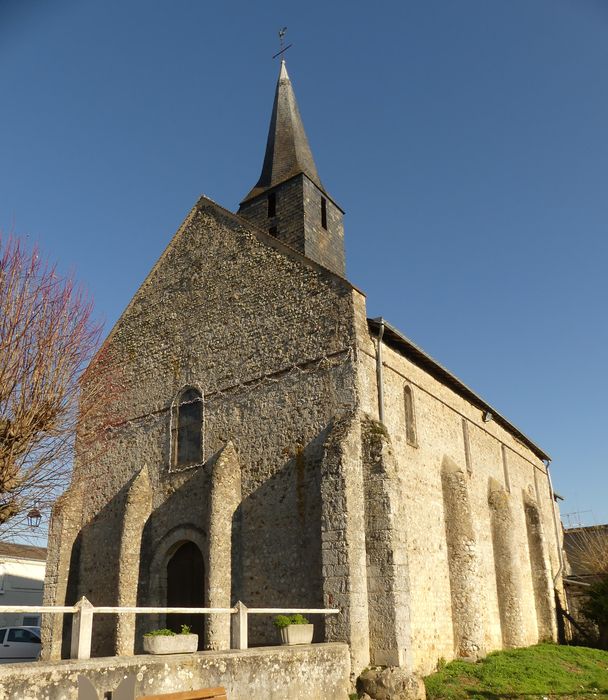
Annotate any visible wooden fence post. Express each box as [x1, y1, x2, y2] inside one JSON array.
[[231, 601, 248, 650], [71, 597, 94, 660]]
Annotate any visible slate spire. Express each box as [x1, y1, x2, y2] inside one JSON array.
[[242, 60, 324, 203], [238, 60, 346, 277]]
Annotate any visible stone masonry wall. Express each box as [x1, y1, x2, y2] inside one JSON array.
[[43, 186, 560, 677], [45, 196, 361, 657], [355, 328, 560, 675], [0, 644, 350, 700]]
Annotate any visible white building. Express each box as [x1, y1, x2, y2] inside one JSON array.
[[0, 543, 46, 627]]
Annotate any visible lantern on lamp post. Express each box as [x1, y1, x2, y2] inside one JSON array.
[[26, 507, 42, 528]]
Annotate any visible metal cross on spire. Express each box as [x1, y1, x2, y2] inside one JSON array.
[[272, 26, 293, 60]]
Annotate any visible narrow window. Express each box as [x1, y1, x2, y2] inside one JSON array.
[[321, 196, 327, 229], [533, 467, 541, 504], [501, 444, 511, 493], [404, 384, 417, 447], [174, 387, 203, 468], [268, 226, 277, 236], [267, 192, 276, 218], [462, 418, 472, 474]]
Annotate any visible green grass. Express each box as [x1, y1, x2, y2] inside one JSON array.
[[424, 644, 608, 699]]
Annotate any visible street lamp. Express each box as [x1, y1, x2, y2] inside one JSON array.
[[26, 507, 42, 528]]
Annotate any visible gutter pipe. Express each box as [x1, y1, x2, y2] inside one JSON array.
[[563, 578, 591, 588], [545, 460, 564, 586]]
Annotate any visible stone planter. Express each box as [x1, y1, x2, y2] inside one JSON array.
[[279, 624, 314, 645], [143, 634, 198, 654]]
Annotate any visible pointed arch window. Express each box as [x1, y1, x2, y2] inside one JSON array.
[[404, 384, 417, 447], [172, 387, 203, 469]]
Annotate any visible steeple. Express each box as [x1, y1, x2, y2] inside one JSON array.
[[238, 61, 346, 277], [242, 61, 324, 202]]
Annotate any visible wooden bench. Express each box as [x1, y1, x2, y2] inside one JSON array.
[[78, 675, 227, 700], [138, 690, 227, 700]]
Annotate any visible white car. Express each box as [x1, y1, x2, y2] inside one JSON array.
[[0, 626, 41, 663]]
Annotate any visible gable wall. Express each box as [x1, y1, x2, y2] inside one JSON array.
[[356, 329, 559, 674], [50, 201, 363, 653]]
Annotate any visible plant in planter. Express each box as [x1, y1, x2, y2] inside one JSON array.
[[143, 624, 199, 654], [273, 614, 314, 645]]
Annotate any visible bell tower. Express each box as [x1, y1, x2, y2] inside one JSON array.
[[238, 61, 346, 277]]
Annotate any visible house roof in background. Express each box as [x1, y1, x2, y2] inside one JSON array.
[[0, 542, 47, 561]]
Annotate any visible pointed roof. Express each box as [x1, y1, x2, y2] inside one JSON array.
[[242, 61, 324, 203]]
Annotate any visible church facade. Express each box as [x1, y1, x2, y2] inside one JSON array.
[[43, 61, 562, 676]]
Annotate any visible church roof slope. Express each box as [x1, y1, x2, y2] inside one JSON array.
[[242, 61, 325, 203], [369, 317, 550, 462]]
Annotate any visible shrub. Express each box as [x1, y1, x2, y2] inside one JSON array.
[[273, 614, 309, 628], [582, 578, 608, 649], [144, 625, 194, 637]]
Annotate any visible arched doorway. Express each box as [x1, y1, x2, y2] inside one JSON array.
[[166, 541, 205, 648]]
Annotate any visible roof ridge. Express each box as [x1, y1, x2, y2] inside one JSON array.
[[368, 317, 550, 462], [0, 542, 47, 560]]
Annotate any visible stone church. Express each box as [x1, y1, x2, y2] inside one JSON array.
[[43, 61, 563, 676]]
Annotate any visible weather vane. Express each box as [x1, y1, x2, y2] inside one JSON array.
[[272, 26, 292, 60]]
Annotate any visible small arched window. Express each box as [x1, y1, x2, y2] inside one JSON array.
[[404, 384, 417, 447], [173, 387, 203, 469]]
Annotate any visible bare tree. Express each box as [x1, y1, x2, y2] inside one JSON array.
[[0, 235, 101, 540], [566, 526, 608, 578], [565, 525, 608, 649]]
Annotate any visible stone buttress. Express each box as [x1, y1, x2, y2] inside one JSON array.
[[488, 478, 526, 647], [115, 466, 153, 655], [41, 484, 84, 660], [361, 417, 413, 668], [441, 457, 485, 659]]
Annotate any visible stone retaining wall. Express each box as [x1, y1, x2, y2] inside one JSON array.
[[0, 643, 350, 700]]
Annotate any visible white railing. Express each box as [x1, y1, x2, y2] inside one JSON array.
[[0, 599, 340, 660]]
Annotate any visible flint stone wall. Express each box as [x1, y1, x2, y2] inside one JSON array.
[[44, 197, 363, 657], [0, 644, 350, 700]]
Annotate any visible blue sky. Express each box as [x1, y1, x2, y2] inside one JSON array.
[[1, 0, 607, 528]]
